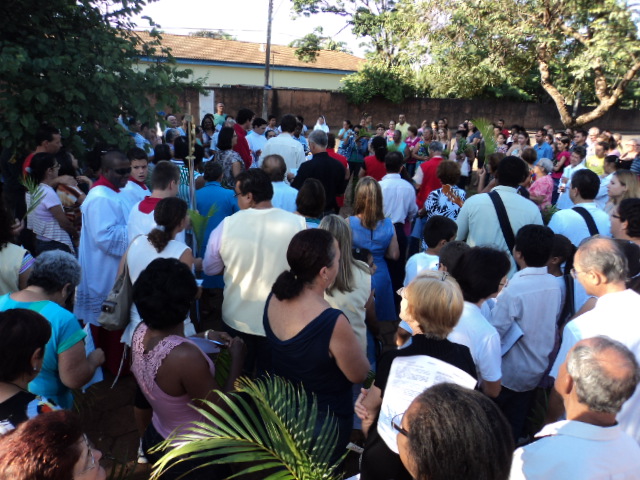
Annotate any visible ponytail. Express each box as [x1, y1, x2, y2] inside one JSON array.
[[271, 270, 306, 300], [148, 197, 188, 253]]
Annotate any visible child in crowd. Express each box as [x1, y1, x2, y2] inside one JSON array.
[[404, 216, 457, 286], [489, 224, 562, 441]]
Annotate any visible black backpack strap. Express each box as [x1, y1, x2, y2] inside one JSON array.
[[488, 191, 516, 254], [572, 206, 599, 236]]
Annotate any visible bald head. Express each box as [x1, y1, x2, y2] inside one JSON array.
[[261, 154, 287, 182], [101, 150, 130, 189], [566, 336, 640, 414]]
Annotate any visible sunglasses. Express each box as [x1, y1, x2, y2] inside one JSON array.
[[113, 167, 132, 175]]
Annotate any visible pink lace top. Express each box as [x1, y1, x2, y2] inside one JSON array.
[[131, 324, 215, 440]]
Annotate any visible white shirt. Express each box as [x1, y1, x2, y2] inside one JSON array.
[[120, 180, 150, 218], [490, 266, 561, 391], [556, 162, 586, 209], [550, 289, 640, 444], [404, 252, 439, 287], [247, 130, 267, 160], [379, 173, 418, 224], [449, 302, 502, 383], [511, 420, 640, 480], [259, 133, 306, 174], [271, 182, 298, 213], [595, 172, 613, 210], [548, 202, 611, 246], [127, 200, 186, 245], [456, 186, 543, 276]]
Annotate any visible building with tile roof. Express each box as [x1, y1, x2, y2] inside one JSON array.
[[136, 31, 365, 91]]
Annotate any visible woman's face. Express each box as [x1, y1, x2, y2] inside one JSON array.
[[533, 165, 545, 177], [607, 175, 627, 199], [343, 121, 349, 129], [389, 121, 396, 130], [557, 141, 567, 152], [610, 206, 627, 239], [438, 120, 445, 129], [266, 131, 277, 139], [318, 116, 325, 125], [438, 129, 446, 139], [467, 120, 474, 130], [376, 126, 385, 136], [203, 118, 213, 129], [519, 134, 527, 145], [72, 435, 106, 480], [497, 134, 505, 145], [397, 401, 420, 479]]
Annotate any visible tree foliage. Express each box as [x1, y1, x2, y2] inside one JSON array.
[[190, 30, 236, 40], [0, 0, 200, 155], [289, 27, 352, 63], [341, 64, 422, 104], [415, 0, 640, 127]]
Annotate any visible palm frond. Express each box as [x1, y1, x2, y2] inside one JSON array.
[[150, 376, 344, 480], [188, 204, 218, 252], [472, 117, 497, 157], [20, 177, 45, 219]]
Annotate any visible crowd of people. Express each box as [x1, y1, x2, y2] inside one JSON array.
[[1, 105, 640, 480]]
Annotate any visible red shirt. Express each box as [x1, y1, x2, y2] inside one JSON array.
[[416, 156, 444, 207], [233, 124, 252, 170], [363, 155, 387, 181], [328, 150, 348, 208], [91, 175, 120, 193], [22, 152, 35, 176]]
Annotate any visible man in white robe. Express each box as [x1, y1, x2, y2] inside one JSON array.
[[75, 150, 131, 374]]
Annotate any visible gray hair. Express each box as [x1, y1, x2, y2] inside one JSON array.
[[576, 236, 628, 283], [429, 141, 443, 154], [308, 129, 328, 149], [27, 250, 81, 294], [567, 335, 640, 414], [536, 158, 554, 174]]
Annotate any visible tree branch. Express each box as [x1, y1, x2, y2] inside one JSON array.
[[537, 44, 574, 126]]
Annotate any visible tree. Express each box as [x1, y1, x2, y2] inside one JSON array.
[[0, 0, 200, 155], [414, 0, 640, 127], [190, 30, 236, 40], [292, 0, 418, 68], [289, 27, 352, 63]]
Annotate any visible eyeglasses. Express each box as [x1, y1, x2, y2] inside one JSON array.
[[114, 167, 132, 175], [570, 268, 589, 279], [78, 434, 96, 475], [391, 412, 408, 437]]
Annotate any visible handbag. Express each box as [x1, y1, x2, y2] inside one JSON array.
[[97, 244, 134, 331]]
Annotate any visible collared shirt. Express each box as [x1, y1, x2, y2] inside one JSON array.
[[259, 132, 306, 173], [271, 182, 298, 213], [456, 186, 543, 276], [449, 301, 502, 383], [379, 173, 418, 224], [550, 289, 640, 444], [246, 130, 267, 161], [556, 161, 586, 209], [548, 201, 611, 246], [511, 420, 640, 480], [490, 266, 561, 391], [533, 141, 554, 163], [290, 152, 346, 212]]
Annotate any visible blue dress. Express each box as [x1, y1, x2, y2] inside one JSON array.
[[349, 216, 396, 322]]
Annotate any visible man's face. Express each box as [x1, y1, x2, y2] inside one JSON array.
[[167, 115, 178, 128], [570, 151, 582, 166], [595, 145, 606, 158], [254, 124, 267, 135], [393, 130, 401, 142], [376, 127, 385, 137], [216, 103, 225, 114], [575, 132, 586, 145], [105, 158, 131, 189], [45, 134, 62, 155], [497, 120, 504, 128], [589, 128, 599, 142], [535, 131, 544, 145], [398, 115, 406, 125], [234, 181, 252, 210], [294, 126, 302, 137], [131, 159, 148, 183]]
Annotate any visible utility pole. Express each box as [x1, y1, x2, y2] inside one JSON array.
[[262, 0, 273, 119]]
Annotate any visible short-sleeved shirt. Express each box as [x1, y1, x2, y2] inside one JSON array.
[[0, 295, 86, 409]]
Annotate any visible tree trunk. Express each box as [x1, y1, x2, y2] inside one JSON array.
[[537, 51, 575, 127]]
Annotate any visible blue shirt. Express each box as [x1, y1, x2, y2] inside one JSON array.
[[533, 142, 554, 162], [196, 181, 239, 288]]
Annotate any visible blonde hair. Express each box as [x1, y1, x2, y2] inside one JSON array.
[[320, 215, 369, 294], [612, 171, 640, 206], [354, 176, 385, 230], [405, 271, 464, 339]]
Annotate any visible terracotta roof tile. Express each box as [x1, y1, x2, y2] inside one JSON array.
[[136, 31, 365, 72]]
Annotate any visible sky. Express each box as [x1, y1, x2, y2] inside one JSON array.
[[131, 0, 367, 57]]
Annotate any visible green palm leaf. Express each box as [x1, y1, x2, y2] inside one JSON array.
[[188, 204, 217, 252], [471, 118, 498, 157], [150, 376, 344, 480], [21, 176, 45, 219]]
